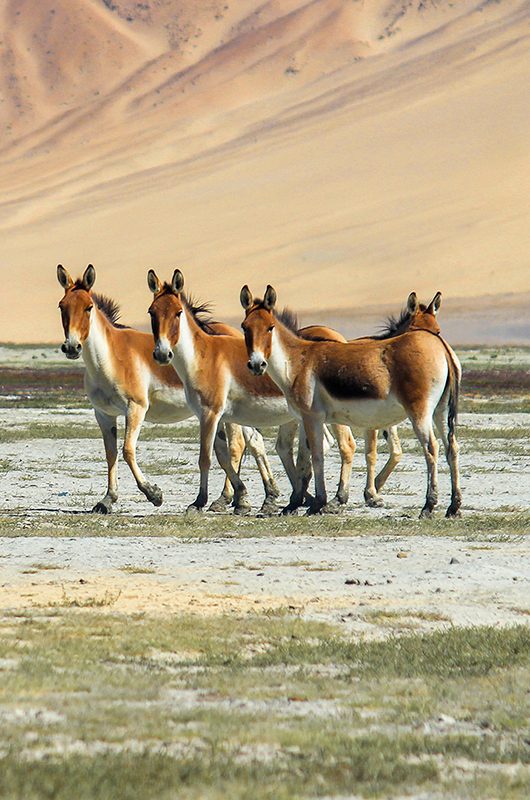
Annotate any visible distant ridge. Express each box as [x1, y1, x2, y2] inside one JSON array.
[[1, 1, 529, 342]]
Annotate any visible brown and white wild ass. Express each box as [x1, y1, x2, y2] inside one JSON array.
[[57, 264, 276, 513], [147, 269, 357, 514], [240, 285, 462, 518], [296, 296, 450, 507]]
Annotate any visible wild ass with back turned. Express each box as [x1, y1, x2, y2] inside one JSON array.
[[295, 296, 450, 507], [57, 265, 277, 513], [147, 269, 357, 514], [240, 285, 462, 518]]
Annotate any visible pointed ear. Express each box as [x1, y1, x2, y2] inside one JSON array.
[[240, 285, 253, 311], [82, 264, 96, 291], [427, 291, 442, 316], [406, 292, 419, 315], [263, 285, 277, 311], [57, 264, 74, 290], [171, 269, 184, 294], [147, 269, 162, 295]]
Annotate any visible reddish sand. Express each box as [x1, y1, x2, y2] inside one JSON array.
[[1, 1, 529, 342]]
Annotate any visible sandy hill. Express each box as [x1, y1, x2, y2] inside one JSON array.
[[0, 0, 529, 343]]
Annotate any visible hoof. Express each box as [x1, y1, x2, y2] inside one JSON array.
[[209, 496, 231, 513], [322, 499, 345, 515], [281, 502, 300, 516], [234, 503, 252, 517], [306, 500, 325, 516], [257, 500, 279, 518], [364, 495, 385, 508], [186, 504, 203, 515], [145, 483, 163, 507], [419, 507, 435, 519], [91, 501, 111, 514], [445, 506, 462, 519]]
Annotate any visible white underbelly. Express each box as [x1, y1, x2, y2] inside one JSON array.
[[224, 395, 292, 427], [86, 380, 127, 417], [323, 393, 407, 430], [146, 386, 191, 423]]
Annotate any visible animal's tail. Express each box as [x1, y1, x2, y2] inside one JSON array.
[[442, 338, 461, 443]]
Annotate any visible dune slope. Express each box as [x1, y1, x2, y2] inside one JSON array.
[[0, 0, 528, 342]]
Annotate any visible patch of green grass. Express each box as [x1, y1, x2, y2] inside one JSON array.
[[0, 510, 527, 540], [0, 613, 528, 798], [0, 421, 200, 444], [254, 624, 530, 678]]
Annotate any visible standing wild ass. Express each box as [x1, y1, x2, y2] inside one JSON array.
[[240, 285, 462, 518], [57, 265, 276, 513]]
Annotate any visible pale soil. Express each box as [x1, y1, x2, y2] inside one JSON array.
[[1, 403, 528, 631], [1, 1, 529, 343], [1, 533, 529, 635]]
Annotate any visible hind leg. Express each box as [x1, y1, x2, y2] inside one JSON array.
[[209, 424, 244, 512], [411, 417, 439, 519], [434, 407, 462, 518], [241, 426, 280, 517], [374, 426, 402, 495], [276, 421, 304, 514], [324, 424, 355, 512], [92, 410, 119, 514], [363, 429, 383, 508], [211, 423, 251, 515]]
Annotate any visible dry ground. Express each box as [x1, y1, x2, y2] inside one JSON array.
[[0, 343, 528, 798]]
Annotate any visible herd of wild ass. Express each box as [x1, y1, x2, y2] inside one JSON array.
[[57, 265, 462, 519]]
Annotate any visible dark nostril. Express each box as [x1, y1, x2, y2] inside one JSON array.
[[168, 350, 173, 360], [61, 344, 67, 353], [261, 361, 266, 369], [76, 343, 81, 351], [247, 361, 252, 370]]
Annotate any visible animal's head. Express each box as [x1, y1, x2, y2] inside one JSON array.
[[147, 269, 185, 364], [405, 291, 442, 335], [240, 284, 277, 375], [57, 264, 96, 359]]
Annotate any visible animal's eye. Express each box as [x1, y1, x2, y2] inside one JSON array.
[[86, 306, 93, 313], [268, 325, 275, 332], [176, 311, 182, 318]]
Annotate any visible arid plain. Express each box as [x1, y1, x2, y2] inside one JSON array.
[[1, 2, 529, 799]]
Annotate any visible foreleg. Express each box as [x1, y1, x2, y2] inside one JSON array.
[[123, 402, 163, 506]]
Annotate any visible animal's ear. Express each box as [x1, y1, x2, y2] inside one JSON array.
[[427, 291, 442, 316], [82, 264, 96, 291], [406, 292, 419, 315], [57, 264, 74, 290], [171, 269, 184, 294], [240, 285, 253, 311], [263, 285, 277, 311], [147, 269, 162, 295]]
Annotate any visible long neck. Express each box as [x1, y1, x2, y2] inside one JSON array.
[[267, 321, 305, 394], [172, 306, 205, 382], [82, 307, 114, 377]]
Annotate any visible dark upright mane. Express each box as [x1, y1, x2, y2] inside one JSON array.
[[182, 291, 231, 335], [371, 303, 427, 340], [92, 293, 129, 329], [372, 307, 412, 340], [275, 307, 299, 333]]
